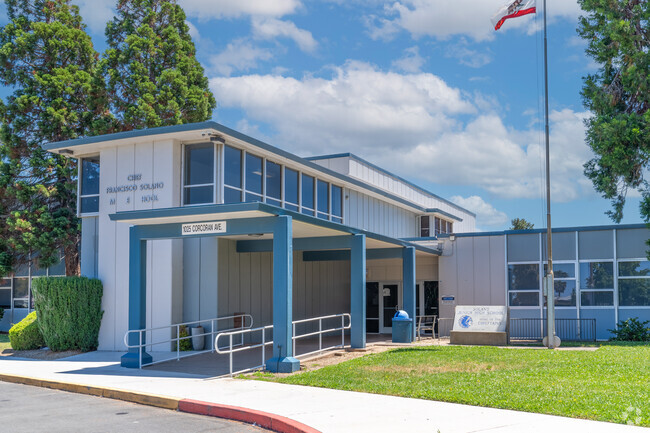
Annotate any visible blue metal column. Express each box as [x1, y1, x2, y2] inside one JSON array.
[[350, 234, 366, 348], [402, 246, 416, 342], [266, 215, 300, 373], [121, 227, 153, 368]]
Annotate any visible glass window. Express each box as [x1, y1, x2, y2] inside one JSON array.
[[544, 263, 575, 278], [265, 161, 282, 207], [317, 180, 329, 219], [581, 291, 613, 306], [508, 264, 539, 291], [48, 255, 66, 276], [509, 291, 539, 306], [420, 216, 430, 237], [13, 277, 28, 308], [245, 153, 263, 201], [580, 262, 613, 289], [284, 168, 299, 211], [331, 185, 342, 222], [301, 174, 314, 215], [184, 143, 214, 205], [547, 280, 576, 307], [80, 156, 100, 213], [434, 217, 441, 235], [0, 278, 10, 308], [224, 145, 242, 188], [619, 261, 650, 277], [619, 279, 650, 306]]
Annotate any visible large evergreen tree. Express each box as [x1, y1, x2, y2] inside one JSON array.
[[579, 0, 650, 223], [101, 0, 216, 131], [0, 0, 103, 276]]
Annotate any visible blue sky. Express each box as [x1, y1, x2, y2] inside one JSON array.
[[3, 0, 644, 230]]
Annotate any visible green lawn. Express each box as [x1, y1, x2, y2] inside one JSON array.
[[270, 345, 650, 426], [0, 333, 10, 351]]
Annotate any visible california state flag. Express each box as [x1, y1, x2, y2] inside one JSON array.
[[491, 0, 536, 31]]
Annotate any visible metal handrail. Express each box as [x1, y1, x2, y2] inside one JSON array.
[[215, 325, 274, 376], [124, 314, 253, 368], [215, 313, 351, 377], [292, 313, 351, 359]]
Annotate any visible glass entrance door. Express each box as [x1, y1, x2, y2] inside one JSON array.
[[380, 283, 400, 333], [416, 281, 439, 335], [366, 282, 380, 333]]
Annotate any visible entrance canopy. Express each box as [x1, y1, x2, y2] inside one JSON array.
[[112, 202, 439, 372]]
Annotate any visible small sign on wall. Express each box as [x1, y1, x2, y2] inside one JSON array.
[[182, 221, 227, 236], [441, 295, 455, 305]]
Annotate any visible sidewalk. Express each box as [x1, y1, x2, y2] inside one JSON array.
[[0, 351, 646, 433]]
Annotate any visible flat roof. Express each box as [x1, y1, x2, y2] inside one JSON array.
[[435, 223, 649, 238], [43, 121, 473, 219], [109, 202, 442, 256]]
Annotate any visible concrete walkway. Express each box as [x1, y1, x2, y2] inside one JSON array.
[[0, 351, 646, 433]]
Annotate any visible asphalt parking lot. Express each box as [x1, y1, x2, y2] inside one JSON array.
[[0, 381, 266, 433]]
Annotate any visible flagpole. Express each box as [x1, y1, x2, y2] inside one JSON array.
[[542, 0, 556, 349]]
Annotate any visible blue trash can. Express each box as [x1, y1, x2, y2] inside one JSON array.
[[392, 310, 413, 343]]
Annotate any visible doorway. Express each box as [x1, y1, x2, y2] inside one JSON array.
[[366, 282, 401, 334], [416, 281, 439, 334]]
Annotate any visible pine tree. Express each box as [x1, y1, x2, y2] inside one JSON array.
[[0, 0, 103, 276], [101, 0, 216, 131], [579, 0, 650, 224]]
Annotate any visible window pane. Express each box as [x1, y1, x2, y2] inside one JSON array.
[[185, 143, 214, 186], [317, 212, 328, 220], [331, 185, 342, 218], [317, 180, 329, 214], [553, 280, 576, 307], [184, 186, 213, 205], [509, 292, 539, 306], [285, 203, 299, 212], [266, 161, 282, 200], [580, 262, 613, 289], [302, 208, 314, 216], [619, 261, 650, 277], [435, 217, 441, 235], [544, 263, 575, 278], [301, 174, 314, 210], [420, 216, 430, 237], [508, 264, 539, 291], [14, 298, 28, 308], [48, 255, 66, 276], [224, 187, 241, 204], [80, 196, 99, 213], [81, 157, 100, 196], [13, 278, 28, 299], [332, 216, 342, 224], [245, 192, 262, 202], [266, 198, 282, 207], [285, 168, 299, 205], [449, 222, 453, 233], [619, 279, 650, 306], [245, 153, 263, 194], [0, 278, 10, 287], [224, 145, 242, 188], [0, 288, 10, 308], [581, 291, 613, 306]]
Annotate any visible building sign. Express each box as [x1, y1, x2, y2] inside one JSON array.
[[452, 305, 507, 332], [181, 221, 227, 236], [441, 295, 455, 305], [105, 173, 165, 205]]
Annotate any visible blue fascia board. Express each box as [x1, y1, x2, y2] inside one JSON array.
[[441, 223, 649, 238], [44, 121, 470, 219], [109, 201, 440, 255], [306, 152, 475, 218], [424, 208, 463, 222]]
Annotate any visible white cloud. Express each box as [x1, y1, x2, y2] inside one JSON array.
[[446, 39, 492, 68], [179, 0, 301, 20], [186, 20, 200, 41], [451, 195, 508, 228], [73, 0, 114, 34], [211, 61, 592, 202], [391, 46, 425, 73], [252, 17, 317, 52], [210, 39, 273, 76], [368, 0, 583, 42]]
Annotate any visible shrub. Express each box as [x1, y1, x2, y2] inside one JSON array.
[[32, 276, 103, 352], [177, 325, 192, 351], [9, 311, 45, 350], [609, 317, 650, 341]]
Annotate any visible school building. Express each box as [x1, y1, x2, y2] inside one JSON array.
[[17, 120, 648, 371]]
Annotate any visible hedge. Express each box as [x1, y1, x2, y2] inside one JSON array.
[[32, 276, 103, 352], [9, 311, 45, 350]]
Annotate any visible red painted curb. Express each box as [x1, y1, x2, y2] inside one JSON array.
[[179, 399, 321, 433]]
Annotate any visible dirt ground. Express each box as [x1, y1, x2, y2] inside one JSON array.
[[0, 347, 82, 360]]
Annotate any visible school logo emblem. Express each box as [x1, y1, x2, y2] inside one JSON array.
[[459, 315, 473, 329]]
